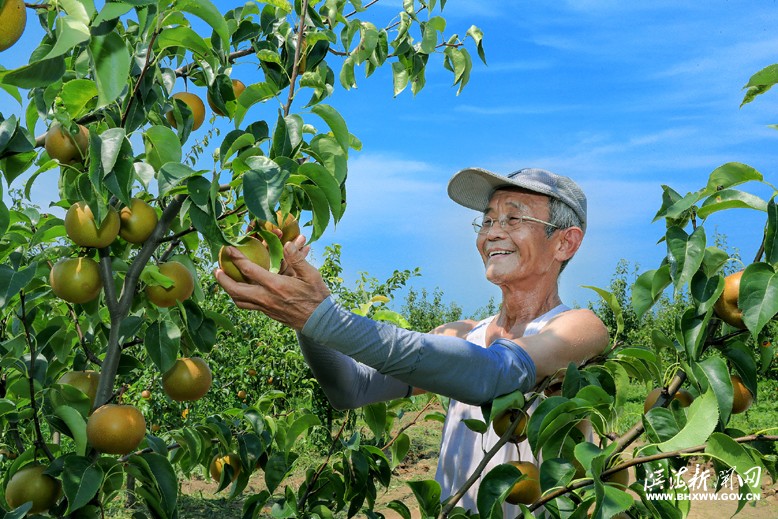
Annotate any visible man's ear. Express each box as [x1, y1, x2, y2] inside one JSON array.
[[555, 227, 584, 262]]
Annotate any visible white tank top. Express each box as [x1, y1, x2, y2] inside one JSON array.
[[434, 304, 569, 515]]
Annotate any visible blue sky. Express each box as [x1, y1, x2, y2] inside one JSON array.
[[3, 1, 778, 315]]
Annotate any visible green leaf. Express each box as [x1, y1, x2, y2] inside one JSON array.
[[311, 104, 350, 153], [656, 386, 718, 452], [299, 183, 329, 242], [145, 320, 181, 374], [54, 405, 88, 456], [235, 81, 279, 127], [486, 389, 525, 424], [705, 433, 765, 502], [138, 452, 179, 518], [143, 125, 182, 172], [264, 452, 295, 493], [155, 26, 210, 57], [59, 0, 94, 23], [158, 162, 199, 196], [765, 198, 778, 265], [690, 270, 724, 315], [676, 307, 711, 360], [309, 134, 348, 183], [632, 267, 671, 320], [701, 246, 729, 277], [652, 184, 684, 222], [389, 432, 410, 470], [584, 285, 624, 338], [477, 463, 521, 517], [0, 199, 9, 237], [462, 418, 487, 434], [0, 263, 37, 308], [420, 16, 445, 54], [697, 188, 767, 218], [705, 162, 763, 191], [61, 79, 98, 119], [363, 402, 387, 440], [466, 25, 487, 64], [284, 413, 320, 453], [94, 2, 134, 25], [391, 61, 409, 97], [739, 262, 778, 337], [297, 162, 343, 220], [243, 156, 289, 222], [89, 31, 132, 108], [741, 64, 778, 106], [42, 15, 91, 60], [174, 0, 229, 52], [693, 356, 733, 426], [666, 226, 706, 295], [62, 456, 103, 514], [722, 342, 758, 400], [407, 480, 442, 517], [592, 485, 634, 519], [0, 56, 66, 89]]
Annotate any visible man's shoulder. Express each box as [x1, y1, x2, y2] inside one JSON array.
[[430, 319, 481, 338]]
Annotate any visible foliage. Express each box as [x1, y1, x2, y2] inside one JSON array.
[[0, 0, 485, 517]]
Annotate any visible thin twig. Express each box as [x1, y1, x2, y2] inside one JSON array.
[[19, 291, 55, 461], [283, 0, 310, 117], [382, 398, 436, 451], [121, 28, 162, 127], [297, 410, 350, 511], [66, 304, 103, 366]]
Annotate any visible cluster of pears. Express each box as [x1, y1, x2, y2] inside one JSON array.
[[49, 198, 195, 308], [166, 79, 246, 130]]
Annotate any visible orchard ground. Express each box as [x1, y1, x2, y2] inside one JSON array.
[[105, 381, 778, 518]]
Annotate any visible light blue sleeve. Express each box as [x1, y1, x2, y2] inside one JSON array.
[[296, 332, 412, 410], [300, 296, 536, 406]]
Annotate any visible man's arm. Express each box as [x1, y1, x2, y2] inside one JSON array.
[[296, 333, 412, 410], [296, 316, 479, 407], [516, 309, 609, 381], [214, 238, 553, 405]]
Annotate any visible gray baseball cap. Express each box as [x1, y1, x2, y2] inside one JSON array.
[[447, 167, 587, 232]]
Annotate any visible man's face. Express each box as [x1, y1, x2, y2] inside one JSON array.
[[476, 189, 560, 287]]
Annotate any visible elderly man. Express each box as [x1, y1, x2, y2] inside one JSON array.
[[215, 167, 609, 514]]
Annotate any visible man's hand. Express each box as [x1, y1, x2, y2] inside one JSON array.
[[214, 235, 331, 330]]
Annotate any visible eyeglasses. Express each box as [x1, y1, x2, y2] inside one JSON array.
[[472, 214, 559, 234]]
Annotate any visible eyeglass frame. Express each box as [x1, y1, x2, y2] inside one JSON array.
[[472, 214, 559, 234]]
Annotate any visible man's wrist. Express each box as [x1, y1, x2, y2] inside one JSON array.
[[300, 295, 337, 336]]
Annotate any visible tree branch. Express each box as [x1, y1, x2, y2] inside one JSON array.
[[439, 396, 537, 518], [529, 433, 778, 511], [94, 195, 187, 410]]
